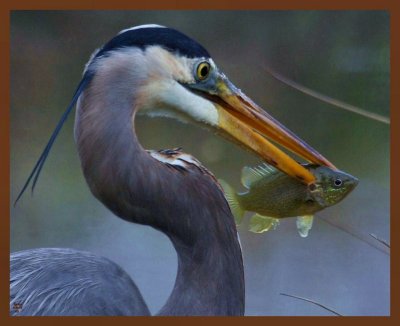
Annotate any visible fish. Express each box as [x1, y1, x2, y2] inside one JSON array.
[[219, 163, 358, 237]]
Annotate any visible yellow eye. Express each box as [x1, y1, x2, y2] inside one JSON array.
[[196, 61, 211, 81]]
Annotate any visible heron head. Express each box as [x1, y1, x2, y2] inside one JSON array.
[[80, 25, 337, 185]]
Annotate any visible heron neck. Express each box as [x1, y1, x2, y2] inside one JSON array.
[[75, 71, 244, 316], [158, 230, 244, 316]]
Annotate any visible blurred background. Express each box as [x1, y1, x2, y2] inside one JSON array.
[[10, 11, 390, 316]]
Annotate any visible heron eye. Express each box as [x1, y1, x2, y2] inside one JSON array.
[[334, 179, 343, 187], [196, 62, 211, 81]]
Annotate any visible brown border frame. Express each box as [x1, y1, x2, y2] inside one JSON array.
[[1, 1, 397, 325]]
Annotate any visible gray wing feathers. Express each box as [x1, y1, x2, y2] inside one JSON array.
[[10, 248, 150, 316]]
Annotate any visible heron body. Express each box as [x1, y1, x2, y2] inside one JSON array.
[[11, 25, 334, 316], [10, 248, 150, 315]]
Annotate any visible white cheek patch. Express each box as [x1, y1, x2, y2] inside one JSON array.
[[144, 47, 196, 84], [140, 80, 219, 126]]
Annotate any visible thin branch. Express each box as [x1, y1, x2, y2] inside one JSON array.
[[320, 217, 389, 256], [263, 65, 390, 125], [370, 233, 390, 248], [280, 292, 342, 316]]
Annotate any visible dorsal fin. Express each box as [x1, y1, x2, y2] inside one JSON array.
[[241, 163, 279, 188]]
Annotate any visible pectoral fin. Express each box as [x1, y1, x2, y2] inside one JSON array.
[[296, 215, 314, 238], [249, 214, 280, 233]]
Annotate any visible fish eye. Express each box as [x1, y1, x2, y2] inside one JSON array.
[[196, 61, 211, 81], [334, 179, 343, 187]]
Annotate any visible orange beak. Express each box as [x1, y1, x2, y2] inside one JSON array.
[[211, 73, 336, 185]]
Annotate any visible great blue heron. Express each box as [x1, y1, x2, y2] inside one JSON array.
[[11, 24, 334, 316]]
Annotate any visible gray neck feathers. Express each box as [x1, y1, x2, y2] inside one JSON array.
[[74, 55, 244, 315]]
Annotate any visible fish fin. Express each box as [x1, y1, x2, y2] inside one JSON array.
[[218, 179, 245, 225], [296, 215, 314, 238], [249, 214, 280, 234], [241, 163, 279, 188]]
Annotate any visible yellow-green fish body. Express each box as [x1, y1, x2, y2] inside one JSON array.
[[219, 163, 358, 237]]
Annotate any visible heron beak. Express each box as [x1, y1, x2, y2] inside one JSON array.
[[211, 73, 336, 185]]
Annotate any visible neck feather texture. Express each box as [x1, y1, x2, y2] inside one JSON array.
[[74, 63, 244, 315]]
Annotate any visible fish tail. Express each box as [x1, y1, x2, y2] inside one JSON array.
[[218, 179, 245, 225]]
